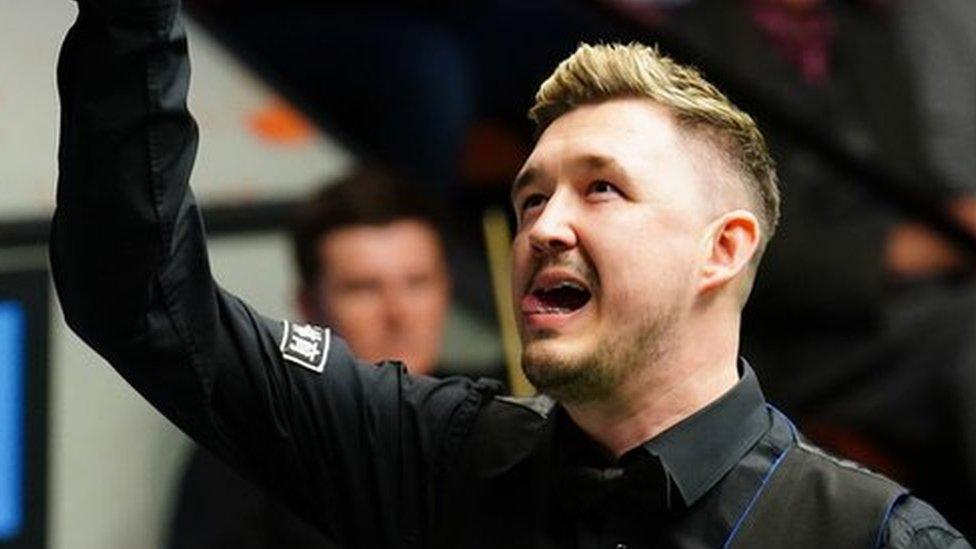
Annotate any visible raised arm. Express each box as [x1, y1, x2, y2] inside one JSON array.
[[50, 2, 490, 545]]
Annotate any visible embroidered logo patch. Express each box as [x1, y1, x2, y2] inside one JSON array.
[[279, 321, 330, 373]]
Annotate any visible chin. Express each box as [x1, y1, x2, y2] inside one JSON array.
[[522, 335, 583, 365], [521, 339, 614, 403]]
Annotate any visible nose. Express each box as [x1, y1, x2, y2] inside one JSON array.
[[382, 285, 411, 330], [527, 191, 578, 255]]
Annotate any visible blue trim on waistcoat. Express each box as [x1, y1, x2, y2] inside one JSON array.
[[720, 405, 797, 549]]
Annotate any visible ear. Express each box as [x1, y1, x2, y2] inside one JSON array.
[[697, 210, 761, 295]]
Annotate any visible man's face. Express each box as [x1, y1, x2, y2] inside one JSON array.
[[511, 98, 715, 402], [311, 220, 450, 374]]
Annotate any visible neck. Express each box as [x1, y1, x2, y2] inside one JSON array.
[[563, 315, 741, 457]]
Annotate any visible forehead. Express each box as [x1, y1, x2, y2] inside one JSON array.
[[318, 220, 445, 275], [517, 98, 688, 187]]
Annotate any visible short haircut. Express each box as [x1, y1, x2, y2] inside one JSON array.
[[529, 42, 781, 256], [291, 167, 443, 287]]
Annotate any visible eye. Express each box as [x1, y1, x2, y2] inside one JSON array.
[[406, 273, 436, 290], [588, 180, 622, 197], [520, 193, 547, 214]]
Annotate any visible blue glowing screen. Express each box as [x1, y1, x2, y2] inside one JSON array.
[[0, 301, 25, 540]]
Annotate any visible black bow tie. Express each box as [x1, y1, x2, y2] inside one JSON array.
[[555, 452, 673, 517]]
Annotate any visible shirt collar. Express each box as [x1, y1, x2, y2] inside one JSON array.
[[554, 360, 769, 509], [476, 360, 771, 512], [640, 360, 769, 506]]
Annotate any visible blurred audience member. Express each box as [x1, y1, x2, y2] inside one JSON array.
[[291, 167, 451, 376], [168, 168, 502, 549]]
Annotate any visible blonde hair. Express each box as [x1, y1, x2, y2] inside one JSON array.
[[530, 42, 780, 255]]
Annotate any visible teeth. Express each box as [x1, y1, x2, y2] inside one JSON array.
[[538, 281, 586, 293], [556, 281, 584, 291]]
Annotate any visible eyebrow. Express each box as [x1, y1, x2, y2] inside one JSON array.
[[579, 153, 619, 173], [510, 154, 622, 202]]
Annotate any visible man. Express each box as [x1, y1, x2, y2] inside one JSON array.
[[51, 1, 967, 548], [290, 169, 453, 378], [169, 169, 469, 548]]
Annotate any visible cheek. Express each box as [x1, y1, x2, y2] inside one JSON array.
[[408, 290, 449, 327], [327, 294, 383, 331], [582, 218, 697, 309], [510, 236, 534, 291]]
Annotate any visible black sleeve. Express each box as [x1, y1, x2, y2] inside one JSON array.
[[50, 2, 493, 546], [883, 496, 972, 549]]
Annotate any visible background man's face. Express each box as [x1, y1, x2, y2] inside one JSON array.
[[312, 220, 450, 374], [510, 98, 714, 402]]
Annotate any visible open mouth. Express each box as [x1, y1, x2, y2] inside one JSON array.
[[523, 281, 592, 315]]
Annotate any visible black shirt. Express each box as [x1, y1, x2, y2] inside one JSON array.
[[51, 1, 969, 548]]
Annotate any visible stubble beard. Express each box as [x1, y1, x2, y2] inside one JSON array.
[[521, 305, 678, 405]]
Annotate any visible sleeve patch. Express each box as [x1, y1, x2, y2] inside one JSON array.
[[279, 321, 330, 373]]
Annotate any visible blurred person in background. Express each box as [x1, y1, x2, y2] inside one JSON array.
[[168, 168, 502, 548], [290, 168, 453, 378]]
